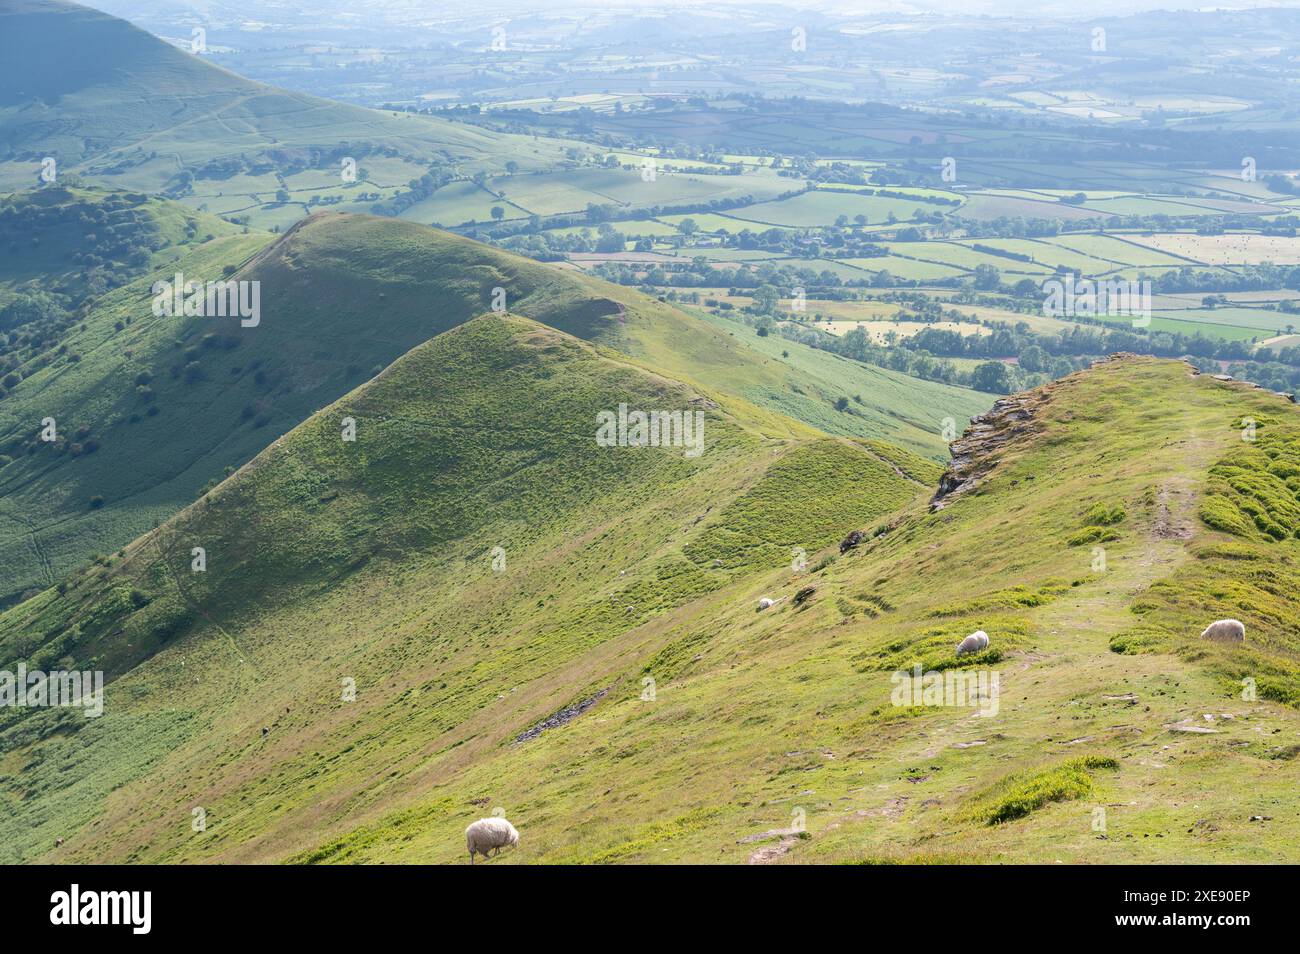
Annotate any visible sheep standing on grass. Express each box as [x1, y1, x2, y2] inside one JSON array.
[[956, 630, 989, 657], [466, 817, 519, 864], [1200, 619, 1245, 643]]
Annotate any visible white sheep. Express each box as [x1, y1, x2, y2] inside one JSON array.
[[758, 597, 775, 610], [465, 817, 519, 864], [1200, 619, 1245, 643], [956, 630, 989, 656]]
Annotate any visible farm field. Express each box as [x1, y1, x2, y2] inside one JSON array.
[[726, 190, 942, 228], [958, 194, 1109, 221], [656, 212, 791, 234], [1123, 232, 1300, 266], [882, 242, 1055, 275], [847, 255, 967, 280], [398, 181, 523, 226], [1041, 233, 1192, 267], [819, 319, 991, 341]]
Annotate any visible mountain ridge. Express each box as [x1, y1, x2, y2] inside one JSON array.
[[0, 207, 986, 603]]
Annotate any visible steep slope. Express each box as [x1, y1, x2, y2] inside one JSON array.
[[0, 0, 564, 193], [0, 210, 987, 604], [280, 356, 1298, 865], [15, 348, 1294, 868], [0, 314, 938, 862], [5, 334, 1299, 863]]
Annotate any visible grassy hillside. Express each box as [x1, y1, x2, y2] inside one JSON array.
[[3, 347, 1299, 863], [692, 305, 989, 451], [0, 185, 245, 312], [0, 0, 573, 200], [0, 314, 937, 862], [0, 210, 985, 605], [282, 357, 1300, 865]]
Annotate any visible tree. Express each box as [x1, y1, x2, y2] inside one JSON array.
[[973, 264, 1001, 291], [0, 292, 64, 331], [490, 206, 505, 221], [752, 284, 781, 315], [1018, 344, 1048, 373], [595, 231, 626, 253], [1013, 278, 1040, 298], [971, 360, 1013, 393], [677, 218, 699, 237]]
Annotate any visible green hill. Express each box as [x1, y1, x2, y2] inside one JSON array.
[[0, 209, 985, 605], [0, 313, 938, 862], [0, 1, 570, 199], [2, 339, 1299, 863], [0, 185, 248, 312]]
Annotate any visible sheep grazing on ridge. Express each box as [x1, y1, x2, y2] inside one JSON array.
[[1200, 619, 1245, 643], [956, 630, 989, 657], [466, 817, 519, 864]]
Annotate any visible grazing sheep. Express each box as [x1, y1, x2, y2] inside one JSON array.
[[956, 630, 989, 656], [1200, 619, 1245, 643], [466, 817, 519, 864], [758, 597, 775, 610]]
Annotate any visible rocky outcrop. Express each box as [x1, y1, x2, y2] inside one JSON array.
[[515, 687, 611, 743], [930, 390, 1049, 511]]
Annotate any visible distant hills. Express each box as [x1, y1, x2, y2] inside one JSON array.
[[0, 0, 568, 195]]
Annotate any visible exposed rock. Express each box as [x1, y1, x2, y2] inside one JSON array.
[[516, 687, 611, 743], [1164, 722, 1219, 734], [793, 585, 816, 606], [930, 389, 1052, 511], [839, 529, 863, 554], [743, 829, 803, 864]]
